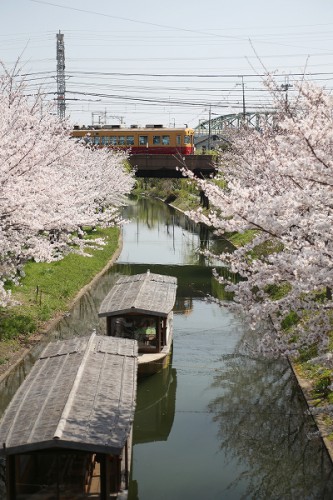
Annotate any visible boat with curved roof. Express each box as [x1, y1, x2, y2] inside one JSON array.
[[99, 271, 177, 376]]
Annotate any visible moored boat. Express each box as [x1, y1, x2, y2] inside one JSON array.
[[98, 271, 177, 376], [0, 333, 138, 499]]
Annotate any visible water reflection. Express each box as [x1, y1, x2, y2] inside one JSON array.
[[134, 364, 177, 445], [120, 198, 233, 266], [208, 353, 333, 499]]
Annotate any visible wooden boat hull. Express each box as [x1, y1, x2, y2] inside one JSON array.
[[138, 340, 173, 376]]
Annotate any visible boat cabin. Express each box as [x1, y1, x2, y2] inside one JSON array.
[[0, 333, 138, 499], [99, 272, 177, 375]]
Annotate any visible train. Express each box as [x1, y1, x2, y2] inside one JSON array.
[[71, 124, 195, 155]]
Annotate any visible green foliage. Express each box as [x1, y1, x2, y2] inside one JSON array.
[[226, 230, 258, 248], [0, 313, 36, 341], [250, 239, 284, 259], [195, 149, 218, 156], [313, 370, 332, 397], [132, 178, 201, 211], [211, 276, 234, 301], [297, 344, 318, 363], [213, 178, 227, 189], [1, 226, 120, 342], [264, 282, 292, 300], [281, 310, 299, 330]]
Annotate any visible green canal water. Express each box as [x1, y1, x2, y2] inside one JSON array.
[[1, 198, 333, 499]]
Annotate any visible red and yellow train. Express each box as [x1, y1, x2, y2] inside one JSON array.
[[71, 124, 195, 155]]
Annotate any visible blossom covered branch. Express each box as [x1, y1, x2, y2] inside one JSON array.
[[187, 80, 333, 357]]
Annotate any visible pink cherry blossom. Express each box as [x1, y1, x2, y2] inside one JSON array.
[[0, 62, 135, 306], [186, 79, 333, 358]]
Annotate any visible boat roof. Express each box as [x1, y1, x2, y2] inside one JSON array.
[[98, 272, 177, 319], [0, 333, 137, 456]]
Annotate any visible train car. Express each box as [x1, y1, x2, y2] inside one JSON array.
[[71, 124, 195, 155]]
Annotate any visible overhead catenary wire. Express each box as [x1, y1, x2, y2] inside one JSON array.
[[4, 23, 333, 125]]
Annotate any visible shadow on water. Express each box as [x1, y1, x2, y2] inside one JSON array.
[[208, 352, 333, 499], [133, 363, 177, 445], [1, 198, 333, 499]]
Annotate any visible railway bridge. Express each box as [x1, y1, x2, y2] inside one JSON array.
[[196, 110, 277, 133], [128, 153, 216, 178]]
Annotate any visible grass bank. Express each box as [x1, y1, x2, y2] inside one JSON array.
[[0, 226, 121, 369]]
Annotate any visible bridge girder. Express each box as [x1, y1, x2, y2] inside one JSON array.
[[196, 111, 277, 134]]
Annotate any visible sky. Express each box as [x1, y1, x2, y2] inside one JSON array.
[[1, 0, 333, 128]]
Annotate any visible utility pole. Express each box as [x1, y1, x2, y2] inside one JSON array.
[[207, 105, 211, 151], [241, 76, 246, 121], [281, 77, 292, 111], [56, 31, 66, 120]]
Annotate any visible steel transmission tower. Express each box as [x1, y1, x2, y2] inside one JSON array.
[[56, 31, 66, 120]]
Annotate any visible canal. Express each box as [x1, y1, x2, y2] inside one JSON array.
[[1, 197, 333, 499]]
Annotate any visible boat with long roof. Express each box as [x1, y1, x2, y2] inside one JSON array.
[[98, 271, 177, 376]]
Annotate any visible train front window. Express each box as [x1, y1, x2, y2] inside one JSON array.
[[184, 135, 191, 144], [162, 135, 170, 145], [153, 135, 161, 144], [139, 135, 148, 145], [127, 135, 134, 145]]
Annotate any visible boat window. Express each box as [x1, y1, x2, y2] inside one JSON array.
[[111, 316, 158, 351], [139, 135, 148, 145], [135, 318, 156, 343], [162, 135, 170, 145]]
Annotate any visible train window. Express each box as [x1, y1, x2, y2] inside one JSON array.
[[153, 135, 161, 144], [176, 135, 181, 145], [94, 136, 100, 145], [139, 135, 148, 145], [118, 136, 125, 145], [184, 136, 191, 144], [162, 135, 170, 145], [110, 136, 117, 145], [127, 136, 134, 145], [101, 136, 108, 145]]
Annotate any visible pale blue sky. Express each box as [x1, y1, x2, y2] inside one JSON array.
[[1, 0, 333, 127]]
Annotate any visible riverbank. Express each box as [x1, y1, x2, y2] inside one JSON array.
[[0, 227, 123, 383], [290, 361, 333, 463]]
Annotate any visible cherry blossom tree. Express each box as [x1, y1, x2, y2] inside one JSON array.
[[0, 62, 135, 306], [187, 80, 333, 358]]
